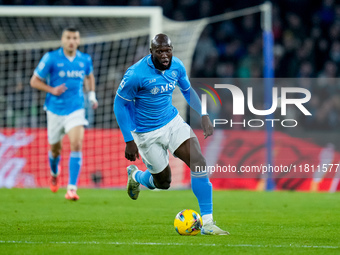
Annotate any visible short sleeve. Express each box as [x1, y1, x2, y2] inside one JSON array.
[[177, 58, 191, 92], [85, 54, 93, 75], [116, 69, 139, 101], [34, 52, 53, 80]]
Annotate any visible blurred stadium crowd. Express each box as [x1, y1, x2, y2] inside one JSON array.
[[1, 0, 340, 130]]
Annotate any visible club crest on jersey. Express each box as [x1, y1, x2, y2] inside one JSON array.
[[79, 62, 84, 68], [150, 86, 160, 95], [172, 71, 178, 77]]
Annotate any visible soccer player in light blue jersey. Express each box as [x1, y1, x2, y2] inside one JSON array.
[[30, 27, 98, 201], [114, 34, 229, 235]]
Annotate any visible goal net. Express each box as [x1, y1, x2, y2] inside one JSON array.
[[0, 5, 265, 189]]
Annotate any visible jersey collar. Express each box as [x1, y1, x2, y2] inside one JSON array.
[[146, 54, 155, 69], [58, 47, 81, 61]]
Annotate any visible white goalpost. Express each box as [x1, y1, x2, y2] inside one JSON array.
[[0, 6, 163, 49]]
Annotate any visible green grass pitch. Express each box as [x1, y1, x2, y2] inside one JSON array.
[[1, 188, 339, 255]]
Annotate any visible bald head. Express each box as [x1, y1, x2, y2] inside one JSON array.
[[150, 34, 173, 70], [150, 33, 172, 49]]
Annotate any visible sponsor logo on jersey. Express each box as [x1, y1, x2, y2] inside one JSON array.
[[59, 70, 66, 77], [149, 80, 177, 95], [150, 86, 160, 95], [160, 80, 177, 93], [57, 63, 64, 67], [59, 70, 85, 78], [66, 70, 85, 78]]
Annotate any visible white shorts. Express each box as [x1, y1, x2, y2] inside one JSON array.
[[47, 109, 88, 144], [132, 114, 196, 174]]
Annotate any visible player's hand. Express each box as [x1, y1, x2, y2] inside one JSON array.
[[88, 91, 98, 109], [201, 115, 213, 139], [91, 101, 98, 109], [125, 140, 140, 161], [51, 84, 67, 96]]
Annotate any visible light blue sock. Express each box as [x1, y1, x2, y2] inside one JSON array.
[[134, 170, 155, 189], [191, 172, 213, 216], [69, 151, 82, 186], [48, 151, 60, 176]]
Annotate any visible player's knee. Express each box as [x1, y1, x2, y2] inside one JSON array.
[[70, 141, 82, 151]]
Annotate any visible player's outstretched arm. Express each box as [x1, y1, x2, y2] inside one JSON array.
[[30, 75, 67, 96], [114, 95, 139, 161]]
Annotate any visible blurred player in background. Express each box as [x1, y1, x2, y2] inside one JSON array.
[[114, 34, 229, 235], [30, 27, 98, 201]]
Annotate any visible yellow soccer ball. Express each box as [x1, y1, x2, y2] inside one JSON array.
[[174, 209, 202, 236]]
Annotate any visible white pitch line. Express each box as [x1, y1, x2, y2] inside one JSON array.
[[0, 240, 339, 249]]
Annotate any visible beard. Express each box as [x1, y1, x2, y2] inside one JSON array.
[[152, 56, 172, 71]]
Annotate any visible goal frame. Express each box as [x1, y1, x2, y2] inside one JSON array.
[[0, 6, 163, 41]]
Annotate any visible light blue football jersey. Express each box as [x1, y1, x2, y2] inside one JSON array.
[[116, 55, 191, 132], [34, 48, 93, 115]]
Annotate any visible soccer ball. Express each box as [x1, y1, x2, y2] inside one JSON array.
[[174, 209, 202, 236]]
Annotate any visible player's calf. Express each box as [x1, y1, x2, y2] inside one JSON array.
[[152, 167, 171, 189], [153, 180, 171, 189], [152, 175, 171, 189]]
